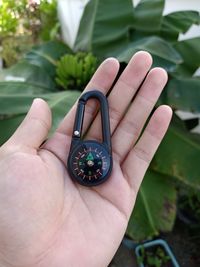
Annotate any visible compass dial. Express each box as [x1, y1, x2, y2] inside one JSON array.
[[68, 141, 112, 186]]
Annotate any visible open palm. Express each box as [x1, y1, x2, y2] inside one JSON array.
[[0, 52, 172, 267]]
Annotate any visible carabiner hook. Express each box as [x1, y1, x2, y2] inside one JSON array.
[[67, 90, 112, 187]]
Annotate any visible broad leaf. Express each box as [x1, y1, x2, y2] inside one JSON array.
[[48, 91, 80, 133], [0, 91, 80, 145], [133, 0, 164, 32], [171, 65, 195, 78], [150, 55, 178, 72], [75, 0, 134, 57], [152, 115, 200, 190], [174, 37, 200, 76], [116, 37, 183, 65], [161, 11, 200, 42], [0, 94, 53, 115], [0, 82, 52, 95], [74, 0, 99, 52], [0, 61, 56, 93], [25, 41, 72, 78], [127, 171, 176, 241], [0, 115, 25, 145], [165, 78, 200, 113]]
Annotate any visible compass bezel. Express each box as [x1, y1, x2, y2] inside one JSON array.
[[67, 140, 112, 186]]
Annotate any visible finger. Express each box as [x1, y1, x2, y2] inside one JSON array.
[[56, 58, 120, 137], [86, 51, 152, 141], [112, 67, 168, 163], [7, 98, 51, 149], [42, 58, 119, 164], [122, 105, 172, 193]]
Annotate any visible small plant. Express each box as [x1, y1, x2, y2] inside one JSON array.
[[138, 245, 171, 267], [55, 52, 97, 91]]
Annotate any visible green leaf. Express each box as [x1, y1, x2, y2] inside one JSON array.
[[133, 0, 164, 32], [48, 91, 80, 133], [0, 91, 80, 116], [75, 0, 134, 57], [74, 0, 99, 52], [127, 171, 176, 241], [0, 82, 51, 96], [117, 37, 183, 65], [0, 94, 47, 115], [150, 55, 178, 72], [161, 11, 200, 42], [174, 37, 200, 75], [165, 78, 200, 112], [0, 61, 56, 93], [0, 114, 25, 146], [0, 91, 80, 145], [25, 41, 72, 78], [152, 115, 200, 190]]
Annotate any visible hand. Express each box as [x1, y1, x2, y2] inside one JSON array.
[[0, 52, 172, 267]]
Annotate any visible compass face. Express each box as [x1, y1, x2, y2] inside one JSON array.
[[68, 141, 112, 186]]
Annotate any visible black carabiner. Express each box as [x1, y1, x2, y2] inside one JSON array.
[[67, 90, 112, 186]]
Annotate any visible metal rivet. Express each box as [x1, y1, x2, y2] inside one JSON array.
[[74, 130, 80, 136]]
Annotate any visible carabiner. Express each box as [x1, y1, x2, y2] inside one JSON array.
[[67, 90, 112, 186]]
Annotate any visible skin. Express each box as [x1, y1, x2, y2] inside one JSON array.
[[0, 51, 172, 267]]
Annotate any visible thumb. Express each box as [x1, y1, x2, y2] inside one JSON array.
[[8, 98, 52, 149]]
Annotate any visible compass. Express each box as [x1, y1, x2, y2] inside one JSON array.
[[68, 141, 112, 186]]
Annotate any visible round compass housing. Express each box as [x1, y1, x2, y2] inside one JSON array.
[[67, 141, 112, 186]]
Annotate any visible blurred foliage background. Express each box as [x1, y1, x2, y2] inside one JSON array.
[[0, 0, 200, 242], [0, 0, 59, 66]]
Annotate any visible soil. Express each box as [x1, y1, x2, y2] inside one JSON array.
[[109, 217, 200, 267]]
